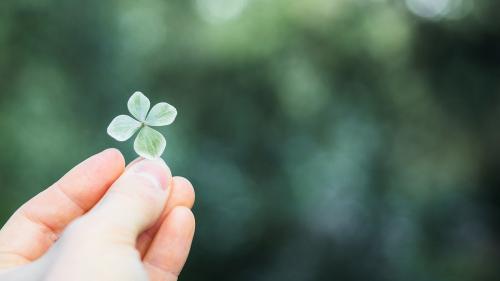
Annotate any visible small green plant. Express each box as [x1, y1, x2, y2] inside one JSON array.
[[107, 91, 177, 159]]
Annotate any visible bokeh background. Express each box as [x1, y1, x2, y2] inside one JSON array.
[[1, 0, 500, 280]]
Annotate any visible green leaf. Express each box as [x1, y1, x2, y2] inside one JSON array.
[[134, 126, 166, 159], [107, 115, 142, 141], [128, 91, 150, 121], [145, 102, 177, 126]]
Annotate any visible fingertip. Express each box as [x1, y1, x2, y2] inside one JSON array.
[[85, 148, 126, 190], [173, 177, 193, 191], [172, 177, 196, 208], [101, 148, 126, 170], [171, 206, 195, 226]]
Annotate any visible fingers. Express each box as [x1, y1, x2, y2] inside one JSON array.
[[79, 158, 172, 244], [136, 176, 195, 256], [0, 148, 124, 268], [143, 207, 195, 281]]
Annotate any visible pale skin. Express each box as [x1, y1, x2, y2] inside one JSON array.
[[0, 148, 196, 281]]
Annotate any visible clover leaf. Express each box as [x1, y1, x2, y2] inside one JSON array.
[[107, 91, 177, 159]]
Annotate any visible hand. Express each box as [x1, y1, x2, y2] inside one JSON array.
[[0, 149, 195, 281]]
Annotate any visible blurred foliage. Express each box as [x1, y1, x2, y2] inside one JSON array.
[[1, 0, 500, 280]]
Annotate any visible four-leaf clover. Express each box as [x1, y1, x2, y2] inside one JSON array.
[[107, 91, 177, 159]]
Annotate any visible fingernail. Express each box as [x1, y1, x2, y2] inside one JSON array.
[[129, 158, 170, 191]]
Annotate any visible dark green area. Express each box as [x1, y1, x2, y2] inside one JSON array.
[[1, 1, 500, 280]]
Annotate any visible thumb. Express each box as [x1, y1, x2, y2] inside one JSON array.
[[78, 158, 172, 243]]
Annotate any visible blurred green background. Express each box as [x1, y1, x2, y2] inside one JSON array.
[[1, 0, 500, 280]]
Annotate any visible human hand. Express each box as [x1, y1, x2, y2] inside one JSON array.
[[0, 149, 195, 281]]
